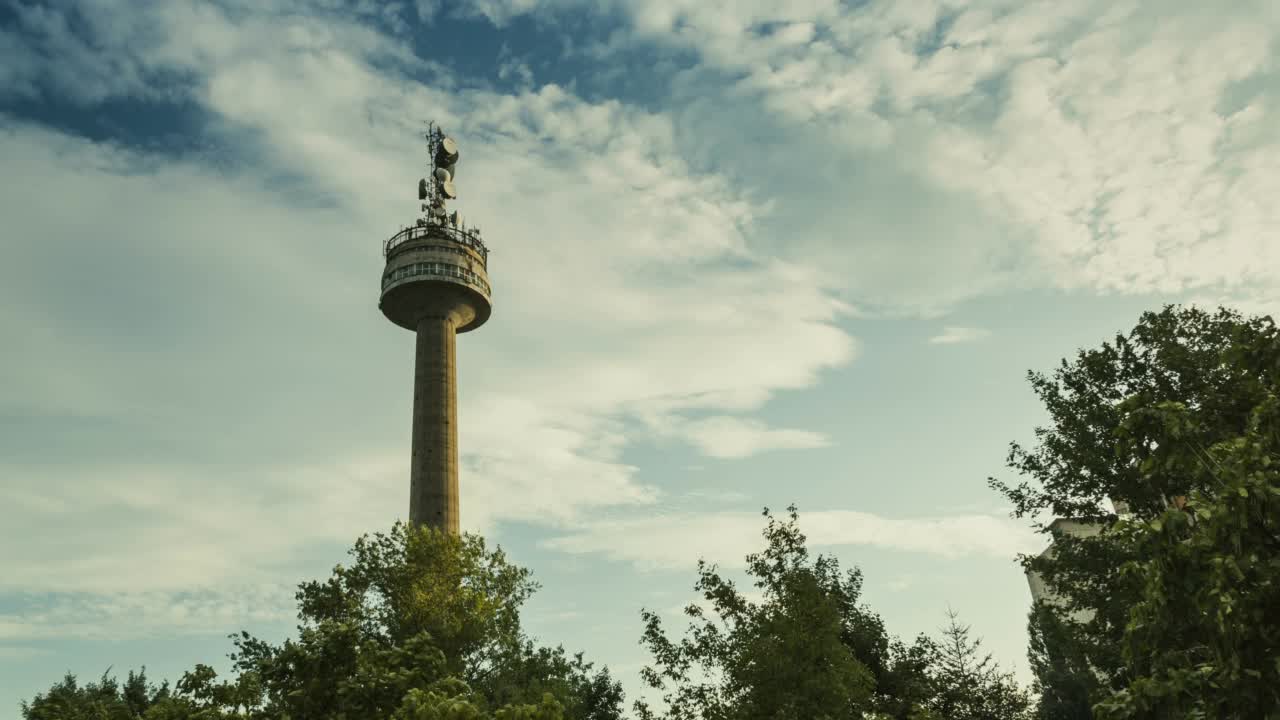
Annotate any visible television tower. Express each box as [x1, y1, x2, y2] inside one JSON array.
[[379, 123, 491, 534]]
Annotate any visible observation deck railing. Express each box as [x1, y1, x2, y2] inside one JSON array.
[[382, 260, 492, 298], [384, 222, 489, 262]]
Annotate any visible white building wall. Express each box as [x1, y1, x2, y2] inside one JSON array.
[[1026, 518, 1103, 624]]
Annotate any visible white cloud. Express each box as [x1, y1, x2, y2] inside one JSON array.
[[885, 575, 916, 592], [0, 453, 415, 594], [0, 1, 155, 104], [456, 0, 1280, 314], [0, 0, 850, 606], [921, 9, 1280, 297], [0, 646, 53, 661], [524, 608, 583, 624], [1184, 292, 1280, 321], [496, 47, 534, 89], [928, 326, 991, 345], [681, 416, 830, 459], [543, 510, 1040, 572], [0, 586, 296, 642]]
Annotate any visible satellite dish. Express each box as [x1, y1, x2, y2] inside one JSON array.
[[437, 137, 459, 166], [440, 180, 457, 199], [418, 178, 428, 200], [434, 167, 451, 183]]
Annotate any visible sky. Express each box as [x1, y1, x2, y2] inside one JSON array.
[[1, 0, 1279, 714]]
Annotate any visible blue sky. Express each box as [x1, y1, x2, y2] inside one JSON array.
[[2, 0, 1279, 714]]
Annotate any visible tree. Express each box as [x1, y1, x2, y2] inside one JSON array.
[[21, 523, 623, 720], [633, 505, 937, 720], [927, 609, 1031, 720], [1092, 385, 1280, 717], [22, 669, 170, 720], [230, 522, 622, 719], [992, 305, 1276, 522], [1025, 602, 1098, 720], [989, 304, 1280, 717]]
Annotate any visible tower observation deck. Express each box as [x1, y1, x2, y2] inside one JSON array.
[[379, 123, 491, 534]]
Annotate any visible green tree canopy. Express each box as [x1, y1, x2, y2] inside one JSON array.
[[927, 609, 1031, 720], [21, 523, 622, 720], [22, 669, 171, 720], [1094, 376, 1280, 717], [992, 305, 1277, 522], [231, 523, 623, 719], [634, 505, 940, 720], [1025, 601, 1099, 720], [991, 304, 1280, 718]]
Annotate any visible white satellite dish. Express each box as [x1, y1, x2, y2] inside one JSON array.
[[437, 137, 459, 165], [440, 180, 457, 199], [434, 167, 451, 183]]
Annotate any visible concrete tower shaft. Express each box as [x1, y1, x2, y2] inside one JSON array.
[[411, 313, 459, 532], [380, 222, 491, 534]]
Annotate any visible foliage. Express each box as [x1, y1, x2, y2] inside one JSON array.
[[926, 609, 1031, 720], [21, 523, 622, 720], [23, 667, 561, 720], [990, 304, 1280, 718], [633, 505, 938, 720], [480, 642, 623, 720], [392, 679, 564, 720], [1092, 392, 1280, 718], [231, 522, 621, 719], [22, 669, 171, 720], [992, 305, 1276, 522], [1025, 602, 1098, 720]]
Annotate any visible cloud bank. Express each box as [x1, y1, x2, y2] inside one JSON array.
[[3, 0, 1278, 646], [543, 509, 1040, 572]]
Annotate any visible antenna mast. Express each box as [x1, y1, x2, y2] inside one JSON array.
[[419, 122, 460, 225]]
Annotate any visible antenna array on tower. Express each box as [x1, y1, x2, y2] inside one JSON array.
[[420, 122, 462, 213], [400, 122, 486, 256]]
